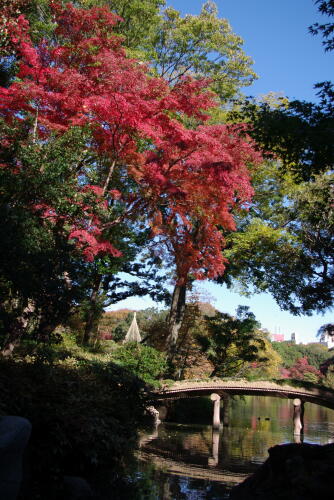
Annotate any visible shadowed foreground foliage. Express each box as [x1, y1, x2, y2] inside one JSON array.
[[0, 347, 149, 499]]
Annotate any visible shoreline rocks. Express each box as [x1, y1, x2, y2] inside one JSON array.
[[230, 442, 334, 500]]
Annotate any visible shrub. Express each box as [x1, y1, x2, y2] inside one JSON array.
[[112, 343, 167, 386], [288, 357, 322, 382], [0, 356, 148, 499], [323, 366, 334, 389]]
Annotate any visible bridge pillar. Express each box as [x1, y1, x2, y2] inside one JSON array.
[[222, 394, 230, 427], [293, 398, 304, 435], [210, 393, 221, 429], [145, 405, 161, 425]]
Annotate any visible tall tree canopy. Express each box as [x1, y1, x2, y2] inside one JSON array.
[[219, 163, 334, 315], [0, 2, 260, 353], [150, 1, 256, 99], [219, 0, 334, 316]]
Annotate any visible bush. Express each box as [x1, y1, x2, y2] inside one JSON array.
[[0, 356, 148, 499], [287, 357, 322, 383], [321, 362, 334, 389], [112, 343, 167, 386]]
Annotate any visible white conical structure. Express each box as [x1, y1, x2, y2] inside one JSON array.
[[124, 312, 141, 343]]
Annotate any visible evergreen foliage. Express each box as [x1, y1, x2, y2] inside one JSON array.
[[196, 306, 268, 377], [112, 342, 167, 385]]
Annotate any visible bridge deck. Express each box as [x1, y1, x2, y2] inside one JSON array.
[[154, 379, 334, 410]]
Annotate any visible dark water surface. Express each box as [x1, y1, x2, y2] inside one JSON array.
[[137, 396, 334, 499]]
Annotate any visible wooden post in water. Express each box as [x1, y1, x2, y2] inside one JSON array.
[[293, 398, 304, 436], [222, 393, 230, 427], [210, 393, 221, 430]]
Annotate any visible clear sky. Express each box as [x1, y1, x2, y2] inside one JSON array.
[[108, 0, 334, 344], [168, 0, 334, 102]]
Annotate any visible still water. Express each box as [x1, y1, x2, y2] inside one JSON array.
[[137, 396, 334, 499]]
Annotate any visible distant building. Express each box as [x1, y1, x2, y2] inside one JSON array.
[[319, 328, 334, 349], [272, 333, 285, 342], [270, 332, 297, 343]]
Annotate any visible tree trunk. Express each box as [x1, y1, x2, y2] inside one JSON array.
[[36, 319, 60, 343], [1, 324, 24, 357], [81, 161, 116, 345], [1, 301, 35, 356], [82, 274, 102, 345], [82, 160, 116, 345], [166, 283, 187, 358]]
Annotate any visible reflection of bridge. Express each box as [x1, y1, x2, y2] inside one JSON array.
[[139, 424, 253, 486], [140, 449, 249, 486], [153, 379, 334, 434]]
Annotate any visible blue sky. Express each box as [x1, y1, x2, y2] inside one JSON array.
[[169, 0, 334, 102], [108, 0, 333, 344]]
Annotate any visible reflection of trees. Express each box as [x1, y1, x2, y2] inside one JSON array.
[[153, 470, 229, 499], [182, 432, 211, 455], [187, 477, 228, 499], [159, 474, 186, 500]]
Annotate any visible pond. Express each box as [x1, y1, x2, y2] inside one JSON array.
[[137, 396, 334, 499]]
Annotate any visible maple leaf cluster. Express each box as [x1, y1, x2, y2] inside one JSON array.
[[0, 2, 261, 279], [0, 0, 29, 57]]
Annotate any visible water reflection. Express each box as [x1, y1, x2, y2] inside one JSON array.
[[208, 430, 219, 467], [138, 396, 334, 497]]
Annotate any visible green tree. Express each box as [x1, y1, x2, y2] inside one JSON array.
[[228, 96, 334, 181], [196, 306, 267, 377], [82, 0, 165, 56], [244, 336, 282, 380], [216, 1, 334, 316], [323, 364, 334, 388], [272, 341, 331, 370], [0, 126, 91, 353], [112, 342, 167, 385], [150, 1, 257, 100], [221, 168, 334, 315], [271, 342, 301, 369]]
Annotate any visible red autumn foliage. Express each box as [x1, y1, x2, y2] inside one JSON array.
[[0, 1, 30, 57], [0, 2, 261, 280], [281, 357, 322, 381], [142, 123, 261, 283]]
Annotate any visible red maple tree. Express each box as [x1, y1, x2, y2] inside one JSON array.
[[0, 2, 262, 348], [287, 357, 322, 382]]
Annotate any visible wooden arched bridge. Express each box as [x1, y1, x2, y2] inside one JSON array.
[[153, 379, 334, 410], [151, 379, 334, 434]]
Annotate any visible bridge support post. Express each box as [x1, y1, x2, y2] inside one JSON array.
[[222, 394, 230, 427], [293, 398, 304, 436], [145, 405, 161, 425], [210, 393, 221, 429]]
